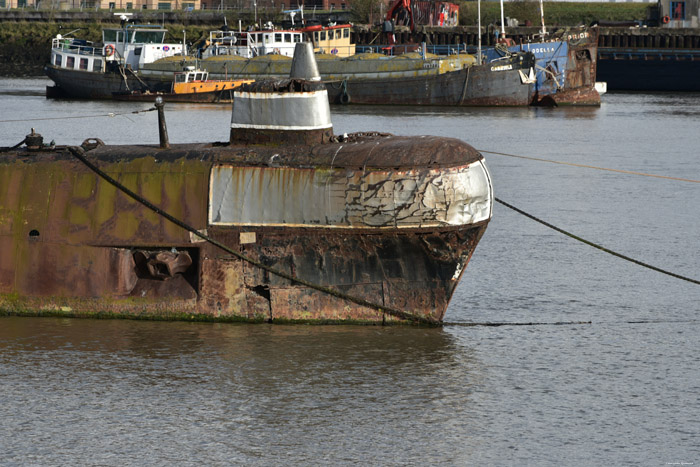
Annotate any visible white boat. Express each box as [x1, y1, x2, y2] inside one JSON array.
[[202, 18, 355, 59], [46, 13, 185, 99]]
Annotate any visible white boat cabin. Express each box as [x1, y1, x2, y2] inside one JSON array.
[[203, 29, 304, 59], [174, 68, 209, 83], [306, 25, 355, 57], [202, 23, 355, 59], [50, 26, 183, 74]]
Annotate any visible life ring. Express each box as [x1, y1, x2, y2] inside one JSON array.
[[104, 44, 115, 57], [339, 91, 350, 105], [662, 15, 670, 24]]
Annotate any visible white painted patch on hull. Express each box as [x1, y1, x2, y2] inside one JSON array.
[[209, 160, 493, 228]]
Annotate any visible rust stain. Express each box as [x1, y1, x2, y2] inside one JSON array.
[[0, 131, 490, 323]]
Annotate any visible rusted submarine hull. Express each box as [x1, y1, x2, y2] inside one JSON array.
[[0, 134, 492, 323]]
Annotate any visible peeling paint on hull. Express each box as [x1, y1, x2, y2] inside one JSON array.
[[0, 133, 492, 323]]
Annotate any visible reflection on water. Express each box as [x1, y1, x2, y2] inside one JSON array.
[[0, 317, 463, 362], [1, 79, 699, 464], [0, 317, 483, 465]]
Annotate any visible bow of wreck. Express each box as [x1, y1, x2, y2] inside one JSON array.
[[1, 44, 493, 324]]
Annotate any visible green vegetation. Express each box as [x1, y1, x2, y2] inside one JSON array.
[[458, 1, 649, 28]]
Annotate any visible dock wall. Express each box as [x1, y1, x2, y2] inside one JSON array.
[[353, 25, 700, 51]]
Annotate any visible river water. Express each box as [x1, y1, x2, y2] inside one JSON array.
[[1, 78, 698, 465]]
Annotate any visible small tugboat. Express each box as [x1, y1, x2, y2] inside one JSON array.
[[112, 67, 254, 103], [4, 43, 493, 323]]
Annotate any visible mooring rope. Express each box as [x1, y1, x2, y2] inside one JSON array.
[[479, 149, 700, 184], [0, 137, 28, 153], [495, 197, 700, 285], [0, 107, 156, 124], [63, 143, 699, 328], [65, 145, 438, 326], [442, 319, 700, 328], [446, 320, 591, 327]]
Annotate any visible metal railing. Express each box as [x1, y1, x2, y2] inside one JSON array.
[[355, 43, 469, 57], [51, 37, 104, 57]]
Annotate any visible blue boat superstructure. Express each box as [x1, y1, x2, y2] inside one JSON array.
[[483, 28, 600, 106]]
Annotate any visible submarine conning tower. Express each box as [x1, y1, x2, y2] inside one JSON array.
[[230, 42, 333, 145]]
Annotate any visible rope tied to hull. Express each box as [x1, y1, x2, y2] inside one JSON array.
[[495, 197, 700, 286], [65, 145, 440, 326], [0, 137, 27, 153], [0, 107, 156, 124], [62, 142, 700, 329], [479, 149, 700, 184]]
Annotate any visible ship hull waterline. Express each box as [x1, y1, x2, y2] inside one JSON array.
[[46, 58, 533, 106], [0, 135, 492, 324]]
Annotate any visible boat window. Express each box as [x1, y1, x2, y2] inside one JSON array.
[[314, 31, 319, 42], [344, 28, 349, 38], [175, 73, 185, 83], [93, 59, 102, 71], [284, 33, 291, 42], [117, 31, 124, 43], [275, 33, 282, 42], [103, 29, 118, 42], [54, 54, 62, 67], [134, 47, 142, 56], [264, 34, 271, 43], [66, 56, 75, 69], [195, 73, 204, 81], [133, 31, 166, 44], [79, 58, 88, 70], [294, 34, 301, 43], [320, 31, 326, 41]]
